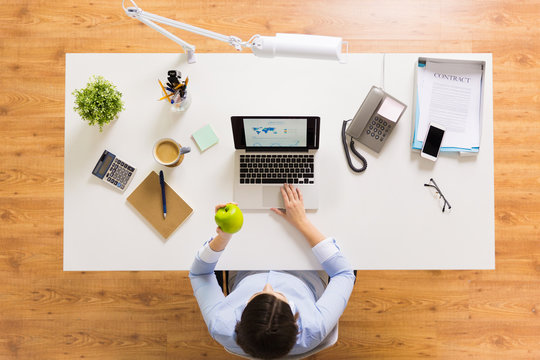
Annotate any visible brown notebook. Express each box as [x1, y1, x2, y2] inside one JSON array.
[[127, 171, 193, 239]]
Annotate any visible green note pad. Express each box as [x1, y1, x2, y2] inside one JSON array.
[[192, 124, 219, 152]]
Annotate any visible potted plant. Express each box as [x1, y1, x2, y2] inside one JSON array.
[[73, 75, 125, 131]]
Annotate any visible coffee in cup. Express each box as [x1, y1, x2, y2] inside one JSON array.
[[153, 138, 184, 167]]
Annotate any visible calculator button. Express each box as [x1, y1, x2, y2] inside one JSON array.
[[366, 130, 370, 135], [375, 135, 379, 140], [128, 166, 134, 172]]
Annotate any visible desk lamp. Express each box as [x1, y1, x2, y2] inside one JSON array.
[[122, 0, 347, 64]]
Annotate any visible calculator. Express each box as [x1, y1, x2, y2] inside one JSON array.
[[91, 150, 136, 192]]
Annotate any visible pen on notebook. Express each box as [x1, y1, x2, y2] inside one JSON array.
[[159, 170, 167, 219]]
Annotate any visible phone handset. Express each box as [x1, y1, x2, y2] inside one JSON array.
[[341, 119, 368, 172]]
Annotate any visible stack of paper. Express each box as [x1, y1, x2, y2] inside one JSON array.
[[412, 58, 484, 153]]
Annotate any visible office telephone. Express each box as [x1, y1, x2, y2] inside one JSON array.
[[342, 86, 407, 172]]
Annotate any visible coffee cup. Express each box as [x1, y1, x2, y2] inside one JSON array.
[[153, 138, 184, 167]]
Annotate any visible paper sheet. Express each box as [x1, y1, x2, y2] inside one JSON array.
[[417, 61, 483, 149]]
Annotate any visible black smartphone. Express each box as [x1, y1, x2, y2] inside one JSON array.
[[421, 122, 446, 161]]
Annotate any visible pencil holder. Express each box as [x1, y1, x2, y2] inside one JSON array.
[[171, 91, 191, 112]]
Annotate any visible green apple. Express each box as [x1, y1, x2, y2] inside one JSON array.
[[215, 203, 244, 234]]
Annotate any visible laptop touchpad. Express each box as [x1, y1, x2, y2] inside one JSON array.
[[262, 186, 284, 208]]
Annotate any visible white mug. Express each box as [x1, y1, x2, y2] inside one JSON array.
[[153, 138, 185, 167]]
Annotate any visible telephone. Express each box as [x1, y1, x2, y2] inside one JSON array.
[[342, 86, 407, 172]]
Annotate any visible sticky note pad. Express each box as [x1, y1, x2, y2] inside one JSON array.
[[192, 124, 219, 152]]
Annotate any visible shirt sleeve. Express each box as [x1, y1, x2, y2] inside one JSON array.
[[189, 237, 227, 331], [312, 237, 355, 338]]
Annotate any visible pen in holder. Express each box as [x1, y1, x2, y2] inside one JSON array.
[[158, 70, 191, 112]]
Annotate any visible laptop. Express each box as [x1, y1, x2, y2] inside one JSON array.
[[231, 116, 320, 210]]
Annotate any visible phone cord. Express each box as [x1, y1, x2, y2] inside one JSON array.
[[341, 119, 368, 173]]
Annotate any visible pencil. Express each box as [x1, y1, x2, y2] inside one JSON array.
[[158, 79, 172, 102]]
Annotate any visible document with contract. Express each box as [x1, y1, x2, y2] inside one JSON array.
[[412, 58, 485, 153]]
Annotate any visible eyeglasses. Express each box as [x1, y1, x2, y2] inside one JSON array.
[[424, 178, 452, 212]]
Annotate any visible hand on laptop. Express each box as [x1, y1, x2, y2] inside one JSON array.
[[271, 184, 306, 226], [271, 184, 326, 248]]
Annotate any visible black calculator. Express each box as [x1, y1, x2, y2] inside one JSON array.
[[92, 150, 136, 192]]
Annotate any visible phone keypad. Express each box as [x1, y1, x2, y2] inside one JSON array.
[[366, 116, 392, 142]]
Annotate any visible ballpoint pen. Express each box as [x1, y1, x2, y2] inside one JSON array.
[[159, 170, 167, 219]]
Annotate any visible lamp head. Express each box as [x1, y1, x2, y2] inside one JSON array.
[[250, 33, 347, 63]]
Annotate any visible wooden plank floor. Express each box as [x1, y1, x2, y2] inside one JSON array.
[[1, 0, 539, 358]]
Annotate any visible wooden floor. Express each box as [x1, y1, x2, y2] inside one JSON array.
[[1, 0, 539, 358]]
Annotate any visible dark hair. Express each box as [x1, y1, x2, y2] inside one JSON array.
[[235, 293, 298, 359]]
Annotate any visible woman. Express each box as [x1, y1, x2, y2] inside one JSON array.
[[189, 184, 355, 359]]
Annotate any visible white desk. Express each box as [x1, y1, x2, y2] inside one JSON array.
[[64, 53, 494, 271]]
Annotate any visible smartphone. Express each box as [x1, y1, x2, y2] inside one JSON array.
[[421, 122, 446, 161]]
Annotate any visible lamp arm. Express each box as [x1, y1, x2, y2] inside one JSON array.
[[123, 1, 345, 63], [123, 0, 249, 62], [135, 15, 197, 63]]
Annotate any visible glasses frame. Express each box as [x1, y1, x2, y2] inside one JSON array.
[[424, 178, 452, 212]]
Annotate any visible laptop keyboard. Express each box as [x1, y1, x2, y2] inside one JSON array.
[[239, 154, 315, 184]]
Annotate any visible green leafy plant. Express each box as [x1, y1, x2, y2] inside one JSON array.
[[73, 75, 125, 131]]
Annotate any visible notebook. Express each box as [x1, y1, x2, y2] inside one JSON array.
[[231, 116, 320, 210], [127, 171, 193, 239]]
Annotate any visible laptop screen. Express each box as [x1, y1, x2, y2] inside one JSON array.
[[231, 116, 320, 151], [244, 118, 307, 147]]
